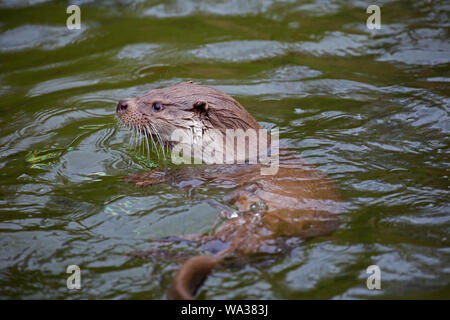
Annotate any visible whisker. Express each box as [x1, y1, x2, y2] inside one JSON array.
[[120, 119, 168, 163], [139, 124, 143, 155], [134, 126, 139, 151], [131, 126, 136, 150], [144, 130, 150, 159], [146, 125, 158, 154], [153, 123, 166, 159], [150, 123, 162, 160], [158, 129, 166, 159]]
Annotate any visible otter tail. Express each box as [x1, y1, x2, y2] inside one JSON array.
[[167, 255, 221, 300]]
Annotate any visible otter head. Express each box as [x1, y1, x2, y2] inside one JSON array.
[[116, 82, 261, 147]]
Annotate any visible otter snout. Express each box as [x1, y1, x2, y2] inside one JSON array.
[[115, 98, 144, 130], [116, 100, 129, 114]]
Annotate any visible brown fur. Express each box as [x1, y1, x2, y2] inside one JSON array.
[[117, 82, 342, 299], [117, 82, 261, 143]]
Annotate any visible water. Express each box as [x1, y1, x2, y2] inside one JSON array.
[[0, 0, 449, 299]]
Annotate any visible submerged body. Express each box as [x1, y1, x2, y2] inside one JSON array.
[[117, 82, 342, 299]]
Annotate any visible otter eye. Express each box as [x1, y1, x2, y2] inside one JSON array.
[[152, 102, 163, 112]]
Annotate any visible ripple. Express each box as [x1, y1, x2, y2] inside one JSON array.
[[116, 43, 164, 60], [27, 76, 100, 97], [391, 105, 449, 134], [189, 40, 287, 62], [337, 243, 450, 298], [379, 47, 450, 66], [384, 213, 450, 228], [351, 180, 405, 193], [187, 32, 370, 62], [263, 65, 322, 81], [0, 0, 51, 8], [45, 147, 113, 184], [67, 79, 184, 107], [294, 0, 341, 16], [212, 78, 379, 99], [293, 31, 369, 56], [0, 25, 87, 52], [377, 28, 450, 66], [143, 0, 293, 17], [424, 77, 450, 83], [285, 243, 357, 291]]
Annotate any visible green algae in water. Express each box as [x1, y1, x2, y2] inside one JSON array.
[[26, 147, 74, 169]]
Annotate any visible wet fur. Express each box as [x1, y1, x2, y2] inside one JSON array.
[[117, 82, 342, 299]]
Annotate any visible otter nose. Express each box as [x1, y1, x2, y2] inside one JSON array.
[[117, 100, 128, 113]]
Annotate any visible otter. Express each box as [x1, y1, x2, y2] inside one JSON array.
[[116, 82, 342, 299]]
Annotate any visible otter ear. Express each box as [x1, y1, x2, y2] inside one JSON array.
[[193, 100, 208, 113]]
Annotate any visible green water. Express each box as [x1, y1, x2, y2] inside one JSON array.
[[0, 0, 449, 299]]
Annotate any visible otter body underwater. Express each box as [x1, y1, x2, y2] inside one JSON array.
[[116, 82, 342, 299]]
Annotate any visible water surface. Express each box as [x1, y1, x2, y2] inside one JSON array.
[[0, 0, 449, 299]]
